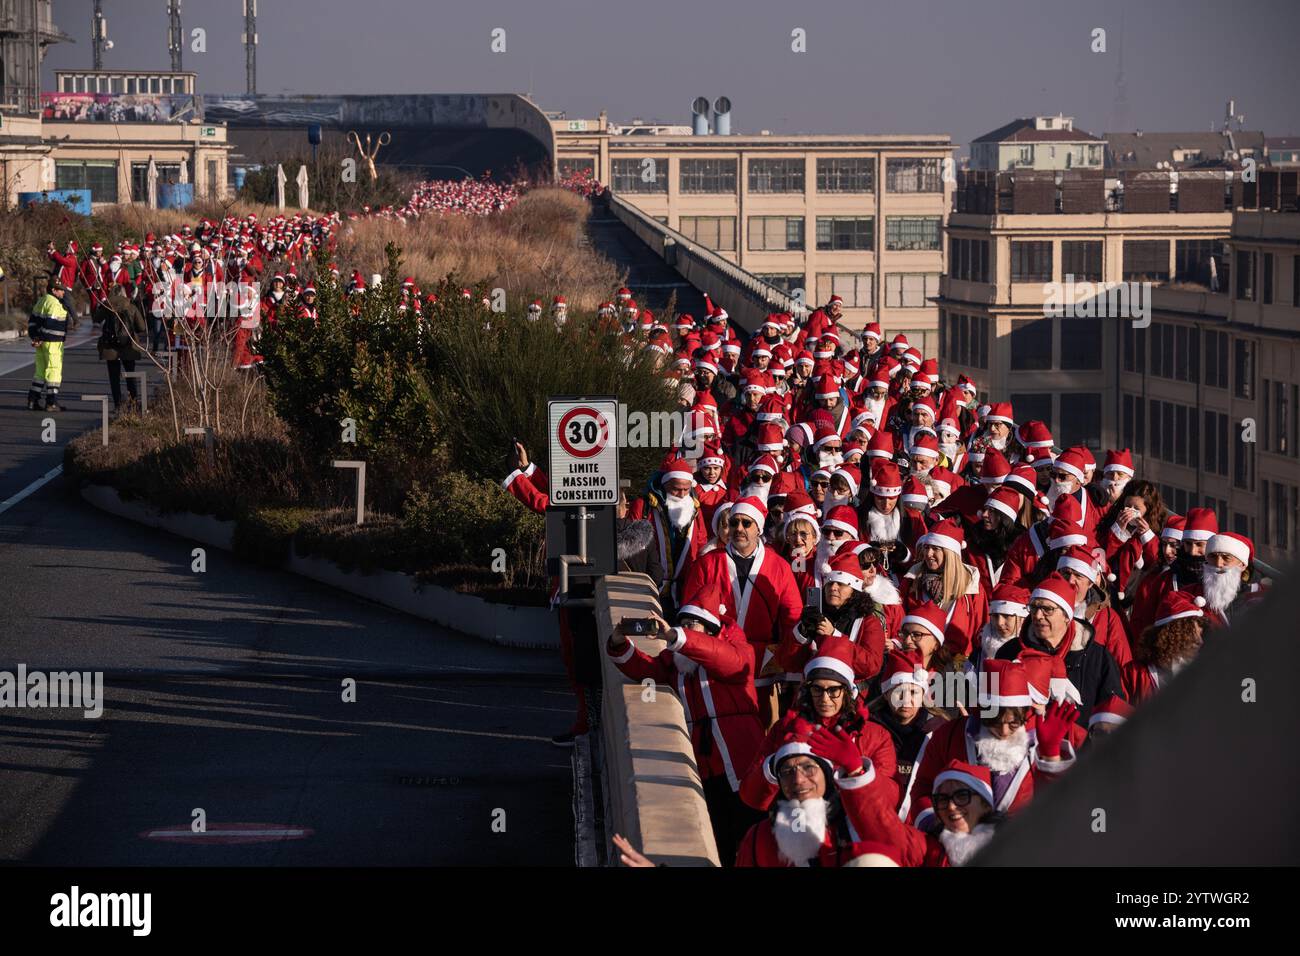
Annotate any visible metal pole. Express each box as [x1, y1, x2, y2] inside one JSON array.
[[578, 505, 588, 563]]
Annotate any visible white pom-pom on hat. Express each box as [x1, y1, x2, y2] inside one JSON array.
[[1107, 573, 1117, 583], [1194, 596, 1206, 607]]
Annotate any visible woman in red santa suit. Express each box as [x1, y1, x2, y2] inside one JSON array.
[[778, 551, 887, 682], [740, 637, 897, 814], [1123, 589, 1205, 706], [1099, 479, 1166, 604], [868, 650, 947, 811], [606, 588, 765, 866], [850, 541, 904, 640], [968, 581, 1031, 673], [905, 660, 1078, 828], [902, 519, 988, 657]]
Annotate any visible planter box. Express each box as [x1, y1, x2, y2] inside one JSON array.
[[80, 483, 558, 649]]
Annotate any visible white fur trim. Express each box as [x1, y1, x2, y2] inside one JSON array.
[[1207, 534, 1250, 565], [984, 414, 1014, 425], [920, 532, 963, 554], [1047, 531, 1088, 549], [870, 483, 902, 498], [1103, 463, 1134, 476], [1182, 527, 1215, 542], [1160, 526, 1183, 541], [834, 763, 876, 789], [901, 613, 945, 644], [1057, 555, 1097, 582], [609, 638, 636, 665], [1088, 710, 1127, 728], [821, 518, 858, 537], [881, 666, 928, 693], [1030, 584, 1075, 618], [662, 468, 696, 484], [1055, 460, 1086, 482], [823, 570, 864, 590], [731, 501, 766, 529], [663, 626, 689, 651], [986, 496, 1018, 523], [804, 655, 855, 688], [988, 600, 1029, 617], [901, 492, 929, 507], [933, 768, 994, 808], [1153, 608, 1203, 627]]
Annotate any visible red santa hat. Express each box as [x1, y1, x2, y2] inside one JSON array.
[[989, 582, 1031, 617], [909, 432, 941, 461], [934, 760, 995, 808], [919, 517, 965, 555], [754, 422, 786, 454], [739, 369, 767, 395], [1030, 573, 1077, 618], [1046, 518, 1089, 550], [1102, 448, 1134, 477], [901, 603, 948, 645], [900, 476, 929, 508], [865, 429, 896, 461], [821, 505, 860, 539], [1182, 507, 1219, 542], [983, 402, 1015, 427], [862, 322, 883, 342], [866, 356, 897, 390], [870, 461, 903, 498], [956, 374, 978, 397], [1052, 447, 1091, 483], [831, 464, 862, 497], [660, 457, 697, 486], [822, 550, 865, 591], [814, 375, 842, 401], [693, 352, 720, 375], [928, 466, 962, 499], [746, 454, 779, 478], [889, 333, 910, 353], [984, 486, 1023, 525], [730, 495, 767, 530], [678, 584, 730, 631], [1056, 544, 1103, 585], [1088, 696, 1134, 729], [880, 650, 929, 694], [1207, 531, 1253, 566], [1003, 464, 1038, 499], [1016, 648, 1080, 706], [769, 471, 800, 501], [979, 448, 1012, 485], [978, 659, 1035, 709], [697, 441, 727, 469], [1160, 514, 1185, 542], [783, 490, 818, 520], [804, 634, 859, 696], [1017, 420, 1055, 463], [1154, 589, 1207, 627]]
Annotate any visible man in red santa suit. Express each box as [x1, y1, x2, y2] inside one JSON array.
[[1126, 506, 1218, 636], [606, 586, 765, 866], [683, 496, 803, 726], [1189, 532, 1268, 629], [905, 660, 1077, 829], [642, 457, 709, 610], [1000, 495, 1091, 588]]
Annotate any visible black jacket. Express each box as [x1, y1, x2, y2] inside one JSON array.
[[868, 700, 931, 794], [616, 518, 664, 585], [995, 618, 1124, 725]]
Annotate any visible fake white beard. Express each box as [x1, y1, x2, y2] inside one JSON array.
[[865, 573, 901, 606], [939, 823, 997, 867], [867, 507, 902, 544], [1201, 565, 1243, 612], [742, 482, 772, 505], [823, 493, 851, 514], [990, 437, 1008, 451], [1045, 480, 1072, 511], [664, 494, 695, 531], [979, 622, 1013, 661], [940, 441, 961, 461], [773, 798, 830, 866], [865, 396, 885, 422], [815, 539, 843, 565], [973, 724, 1030, 774], [819, 451, 844, 470]]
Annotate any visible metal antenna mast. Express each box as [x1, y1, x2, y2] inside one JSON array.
[[241, 0, 258, 94], [168, 0, 183, 72], [92, 0, 108, 70]]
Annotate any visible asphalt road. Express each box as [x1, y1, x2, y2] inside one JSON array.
[[0, 335, 573, 866]]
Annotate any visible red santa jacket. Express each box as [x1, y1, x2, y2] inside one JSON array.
[[841, 761, 953, 867], [610, 622, 764, 791], [1080, 603, 1132, 669], [1104, 521, 1160, 596], [902, 562, 989, 657], [905, 713, 1076, 829], [683, 541, 802, 689], [81, 257, 109, 308], [503, 463, 549, 513], [1121, 660, 1165, 707], [735, 766, 878, 867], [999, 522, 1051, 588], [49, 249, 79, 290], [739, 709, 898, 811], [776, 607, 887, 683], [644, 495, 709, 604]]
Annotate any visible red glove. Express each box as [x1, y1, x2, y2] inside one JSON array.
[[1036, 699, 1079, 758], [808, 725, 862, 774]]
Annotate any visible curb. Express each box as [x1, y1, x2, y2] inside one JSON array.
[[79, 483, 560, 650]]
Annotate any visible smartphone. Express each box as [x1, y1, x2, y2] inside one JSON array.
[[805, 586, 823, 612], [624, 617, 659, 636]]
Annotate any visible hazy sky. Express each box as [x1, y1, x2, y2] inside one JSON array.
[[44, 0, 1300, 150]]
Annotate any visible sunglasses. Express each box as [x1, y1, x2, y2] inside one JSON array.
[[811, 479, 830, 488], [777, 762, 823, 783], [728, 516, 756, 529], [749, 472, 773, 483], [932, 788, 976, 810]]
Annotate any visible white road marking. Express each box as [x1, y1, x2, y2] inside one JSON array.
[[0, 466, 63, 516]]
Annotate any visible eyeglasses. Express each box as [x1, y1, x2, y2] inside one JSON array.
[[1050, 471, 1073, 483], [749, 472, 773, 483], [728, 516, 756, 529], [1028, 602, 1062, 617], [777, 761, 823, 783], [932, 788, 975, 810], [811, 479, 830, 488], [808, 684, 846, 699], [859, 555, 878, 568], [822, 446, 844, 455], [899, 628, 932, 643]]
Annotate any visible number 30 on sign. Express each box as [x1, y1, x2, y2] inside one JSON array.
[[547, 398, 619, 506]]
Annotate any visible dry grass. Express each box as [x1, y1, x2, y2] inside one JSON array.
[[336, 188, 621, 310]]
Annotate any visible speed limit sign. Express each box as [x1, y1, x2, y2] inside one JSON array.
[[547, 397, 619, 506]]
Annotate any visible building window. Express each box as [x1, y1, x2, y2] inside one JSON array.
[[816, 217, 874, 251], [1233, 419, 1255, 491], [748, 158, 804, 193], [1204, 329, 1228, 388], [130, 162, 183, 202], [1274, 482, 1291, 551], [1122, 324, 1146, 374], [1059, 317, 1102, 370], [815, 274, 873, 308], [816, 157, 874, 193], [1122, 240, 1170, 283], [949, 237, 990, 283], [678, 216, 736, 251], [883, 273, 940, 308], [1232, 512, 1254, 539], [54, 161, 119, 203], [1059, 393, 1102, 451], [1263, 379, 1296, 457], [1204, 411, 1229, 476], [758, 274, 805, 296], [1009, 318, 1053, 370], [556, 158, 595, 179], [1010, 241, 1053, 282], [1061, 240, 1103, 282], [886, 158, 943, 193], [748, 216, 805, 251], [1122, 393, 1145, 457], [679, 159, 737, 194], [1234, 339, 1255, 399], [1263, 253, 1274, 304], [1175, 239, 1225, 287], [611, 158, 668, 193], [1010, 393, 1053, 432], [884, 216, 941, 251], [1235, 250, 1255, 300], [1293, 255, 1300, 307]]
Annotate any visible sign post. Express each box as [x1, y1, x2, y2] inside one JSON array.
[[547, 397, 619, 602]]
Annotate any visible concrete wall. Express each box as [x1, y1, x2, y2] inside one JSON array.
[[595, 573, 719, 866]]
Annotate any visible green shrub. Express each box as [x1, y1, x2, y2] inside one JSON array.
[[234, 506, 318, 566]]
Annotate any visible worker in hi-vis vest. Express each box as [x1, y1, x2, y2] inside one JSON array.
[[28, 276, 70, 412]]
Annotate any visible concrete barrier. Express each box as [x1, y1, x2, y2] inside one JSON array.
[[79, 483, 559, 650], [595, 573, 719, 866]]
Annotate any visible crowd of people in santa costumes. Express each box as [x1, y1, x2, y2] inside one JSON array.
[[501, 287, 1274, 866]]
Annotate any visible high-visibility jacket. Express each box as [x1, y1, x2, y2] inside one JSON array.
[[28, 293, 69, 343]]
